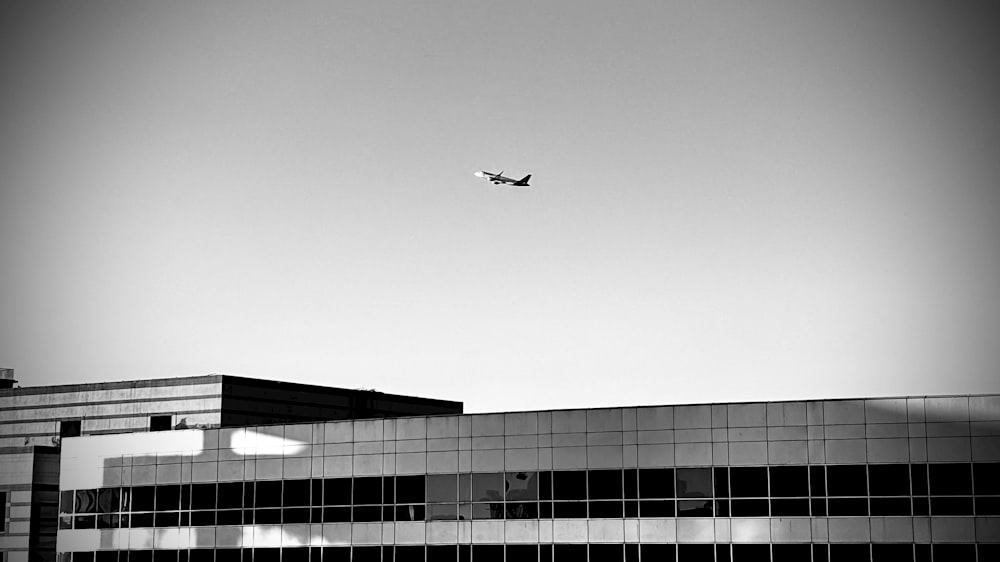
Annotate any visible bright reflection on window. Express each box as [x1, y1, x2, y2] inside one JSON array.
[[230, 429, 306, 456]]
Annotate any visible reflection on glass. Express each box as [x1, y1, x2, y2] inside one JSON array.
[[458, 474, 472, 502], [427, 474, 458, 503], [472, 473, 504, 502], [505, 472, 538, 501], [676, 468, 712, 498], [427, 503, 459, 520], [677, 499, 713, 517], [506, 502, 538, 519], [75, 490, 97, 514], [471, 502, 504, 520]]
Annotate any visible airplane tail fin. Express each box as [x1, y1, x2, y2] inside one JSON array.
[[514, 174, 531, 186]]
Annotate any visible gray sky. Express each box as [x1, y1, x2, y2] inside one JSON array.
[[2, 1, 999, 413]]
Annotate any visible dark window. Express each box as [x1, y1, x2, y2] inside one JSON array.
[[732, 544, 769, 561], [714, 467, 729, 498], [974, 462, 1000, 495], [254, 481, 282, 508], [472, 545, 503, 562], [639, 468, 675, 499], [74, 515, 96, 529], [640, 544, 676, 562], [552, 471, 586, 501], [870, 497, 911, 516], [931, 496, 974, 515], [216, 510, 241, 525], [769, 466, 808, 497], [60, 490, 74, 513], [624, 469, 638, 499], [911, 464, 928, 495], [625, 544, 639, 562], [191, 484, 216, 510], [96, 514, 118, 528], [153, 512, 178, 527], [322, 506, 350, 522], [639, 500, 674, 517], [427, 546, 457, 562], [149, 415, 172, 431], [60, 420, 82, 438], [191, 511, 215, 526], [589, 544, 623, 562], [588, 470, 623, 500], [976, 497, 1000, 515], [912, 497, 930, 516], [395, 504, 425, 522], [214, 550, 239, 562], [677, 544, 714, 562], [324, 479, 351, 505], [130, 513, 153, 527], [773, 544, 811, 562], [730, 499, 769, 516], [810, 465, 826, 496], [507, 545, 538, 561], [716, 544, 730, 562], [553, 544, 586, 562], [0, 491, 6, 531], [284, 507, 310, 524], [352, 546, 380, 562], [353, 477, 382, 504], [552, 501, 587, 518], [321, 547, 350, 562], [283, 479, 310, 507], [828, 497, 868, 516], [829, 544, 870, 562], [256, 508, 282, 524], [932, 545, 976, 561], [353, 505, 382, 521], [729, 467, 767, 497], [813, 544, 829, 562], [868, 464, 910, 496], [871, 544, 912, 561], [676, 468, 712, 498], [396, 475, 423, 504], [155, 485, 180, 511], [538, 471, 552, 500], [624, 500, 638, 517], [588, 500, 623, 518], [283, 550, 308, 562], [394, 546, 424, 562], [152, 551, 176, 562], [929, 463, 972, 495], [217, 483, 243, 509], [506, 472, 538, 501], [770, 498, 810, 516], [811, 498, 826, 516], [827, 465, 867, 496]]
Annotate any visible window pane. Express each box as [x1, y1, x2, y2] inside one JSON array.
[[75, 490, 98, 513], [426, 474, 457, 503], [729, 467, 767, 498], [677, 499, 712, 517], [714, 468, 729, 498], [639, 468, 674, 499], [507, 502, 538, 519], [588, 470, 622, 500], [254, 481, 281, 508], [216, 483, 242, 509], [828, 498, 868, 516], [911, 464, 928, 495], [552, 471, 586, 501], [676, 468, 712, 498], [769, 466, 808, 497], [472, 473, 505, 502], [324, 479, 351, 505], [506, 472, 538, 501], [867, 464, 909, 496], [396, 475, 424, 504], [427, 503, 459, 520], [588, 500, 622, 518], [730, 499, 768, 516], [354, 477, 382, 504], [929, 463, 972, 495], [284, 479, 310, 507], [870, 497, 911, 516], [589, 544, 623, 562], [770, 498, 810, 516], [826, 465, 867, 496], [639, 500, 674, 517], [930, 496, 974, 515], [552, 501, 587, 518], [97, 488, 120, 513], [974, 462, 1000, 495]]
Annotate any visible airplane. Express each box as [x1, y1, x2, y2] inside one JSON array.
[[474, 170, 532, 187]]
